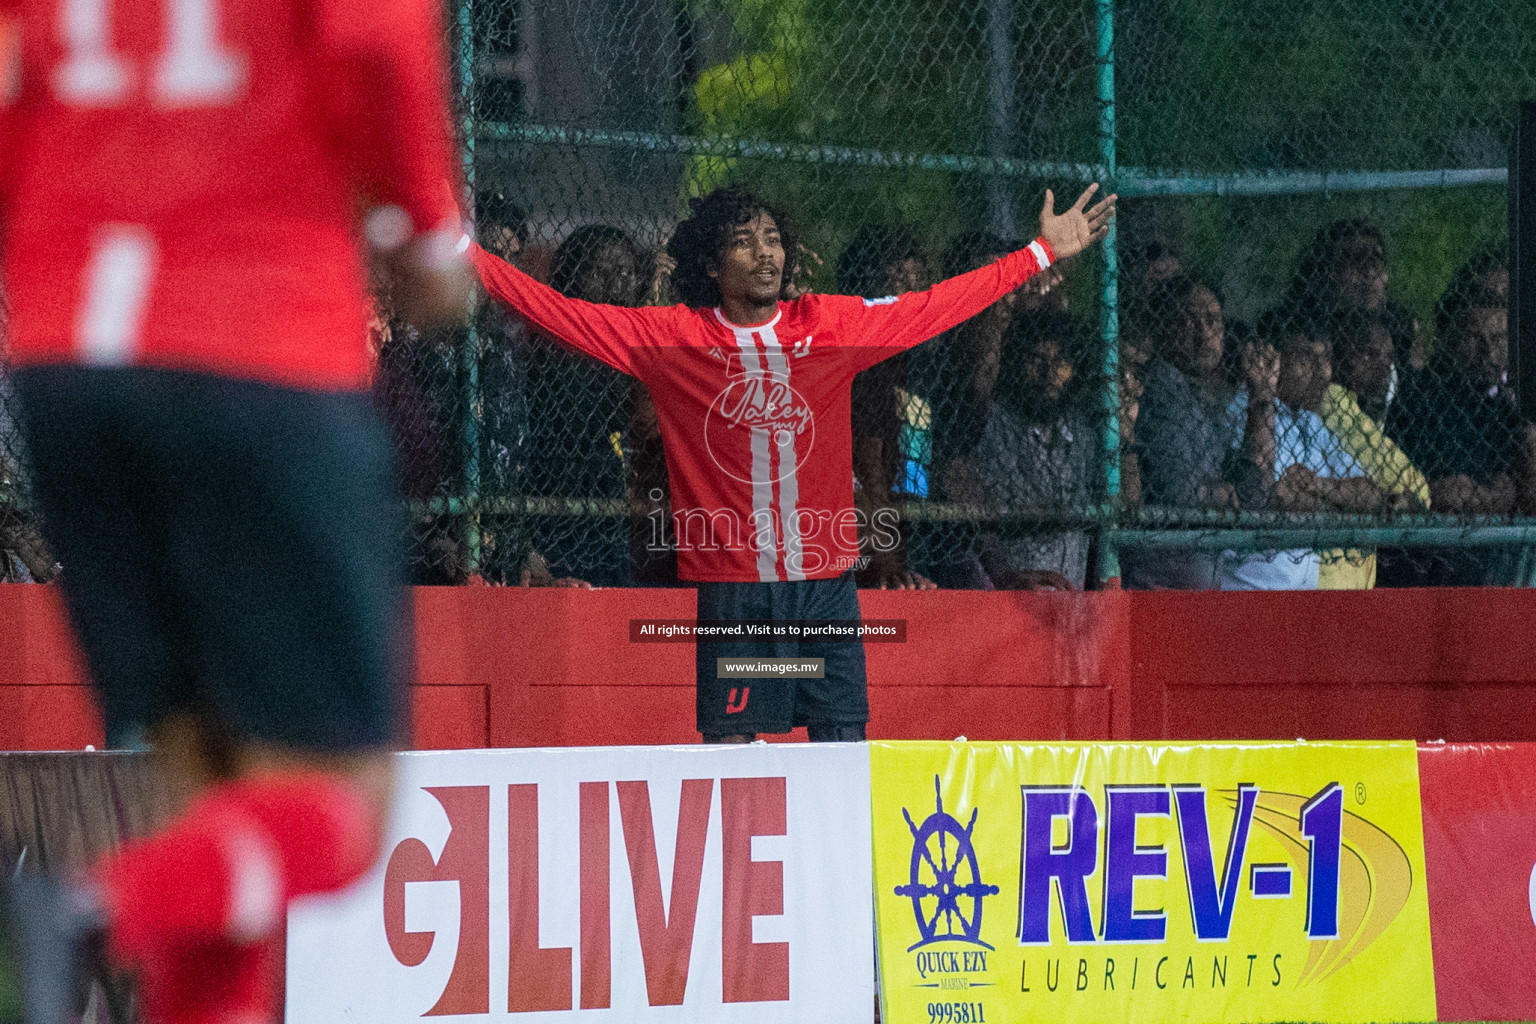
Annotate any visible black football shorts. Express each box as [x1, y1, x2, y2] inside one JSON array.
[[12, 365, 406, 752], [694, 573, 869, 737]]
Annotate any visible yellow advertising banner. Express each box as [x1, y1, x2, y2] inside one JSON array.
[[870, 741, 1435, 1024]]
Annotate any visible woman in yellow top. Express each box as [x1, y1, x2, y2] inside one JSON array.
[[1317, 310, 1430, 588]]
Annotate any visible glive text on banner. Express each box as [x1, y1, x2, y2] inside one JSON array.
[[287, 744, 874, 1024], [870, 741, 1436, 1024]]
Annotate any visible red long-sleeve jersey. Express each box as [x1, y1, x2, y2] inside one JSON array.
[[0, 0, 456, 388], [472, 238, 1055, 583]]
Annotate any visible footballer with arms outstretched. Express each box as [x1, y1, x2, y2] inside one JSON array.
[[0, 0, 468, 1020], [472, 182, 1114, 743]]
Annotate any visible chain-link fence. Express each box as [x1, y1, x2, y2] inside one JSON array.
[[0, 297, 54, 584], [5, 0, 1535, 590], [390, 0, 1536, 589], [1108, 1, 1536, 589]]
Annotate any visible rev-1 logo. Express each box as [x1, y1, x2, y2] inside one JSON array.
[[383, 778, 789, 1016], [1018, 783, 1412, 977]]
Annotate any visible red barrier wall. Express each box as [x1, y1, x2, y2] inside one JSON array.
[[1418, 742, 1536, 1021], [1128, 589, 1536, 741], [2, 583, 1535, 749]]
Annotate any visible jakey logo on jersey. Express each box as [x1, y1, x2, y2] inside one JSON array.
[[704, 352, 816, 485]]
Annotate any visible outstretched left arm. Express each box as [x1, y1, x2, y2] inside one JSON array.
[[829, 242, 1054, 372], [1037, 183, 1116, 261], [834, 184, 1116, 371]]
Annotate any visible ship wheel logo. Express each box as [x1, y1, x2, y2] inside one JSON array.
[[895, 776, 1000, 951]]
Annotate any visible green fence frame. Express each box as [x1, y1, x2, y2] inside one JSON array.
[[451, 0, 1525, 585]]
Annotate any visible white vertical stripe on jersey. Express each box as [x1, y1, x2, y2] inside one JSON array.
[[77, 225, 156, 367], [53, 0, 133, 106], [154, 0, 248, 107], [728, 323, 782, 582], [756, 324, 805, 582]]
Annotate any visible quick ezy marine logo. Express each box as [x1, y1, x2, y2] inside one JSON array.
[[897, 776, 1001, 951], [893, 776, 1001, 1022]]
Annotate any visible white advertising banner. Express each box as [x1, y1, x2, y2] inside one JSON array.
[[287, 744, 874, 1024]]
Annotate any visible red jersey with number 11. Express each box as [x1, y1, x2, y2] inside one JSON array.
[[0, 0, 456, 388], [471, 238, 1055, 583]]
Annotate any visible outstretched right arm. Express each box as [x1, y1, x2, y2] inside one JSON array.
[[315, 0, 457, 239], [315, 0, 471, 328], [470, 243, 675, 376]]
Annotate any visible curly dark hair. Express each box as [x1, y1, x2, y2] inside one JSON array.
[[667, 185, 800, 309], [1285, 218, 1387, 313], [836, 224, 928, 299], [1435, 246, 1507, 342], [550, 224, 644, 300]]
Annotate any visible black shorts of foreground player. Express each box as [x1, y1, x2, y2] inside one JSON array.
[[14, 367, 404, 752], [470, 183, 1115, 741], [6, 365, 423, 1024]]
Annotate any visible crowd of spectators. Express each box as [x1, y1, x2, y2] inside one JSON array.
[[0, 201, 1527, 592], [1121, 221, 1519, 590]]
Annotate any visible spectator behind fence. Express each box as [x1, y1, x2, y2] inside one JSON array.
[[1220, 311, 1388, 590], [963, 311, 1097, 590], [1288, 219, 1420, 387], [839, 225, 937, 590], [0, 465, 54, 582], [1314, 308, 1431, 588], [0, 316, 56, 582], [1116, 283, 1156, 509], [1383, 249, 1535, 585], [522, 225, 650, 586], [1324, 309, 1430, 513], [474, 193, 536, 583], [908, 231, 1020, 588], [1329, 305, 1399, 427], [1287, 219, 1422, 582], [477, 191, 532, 507], [1122, 274, 1244, 588], [373, 270, 467, 584]]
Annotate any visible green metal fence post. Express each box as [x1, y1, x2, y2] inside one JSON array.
[[1096, 0, 1121, 587], [456, 0, 482, 574], [985, 0, 1018, 240]]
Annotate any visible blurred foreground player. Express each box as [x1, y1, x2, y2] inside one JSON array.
[[0, 0, 469, 1021], [471, 183, 1113, 742]]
